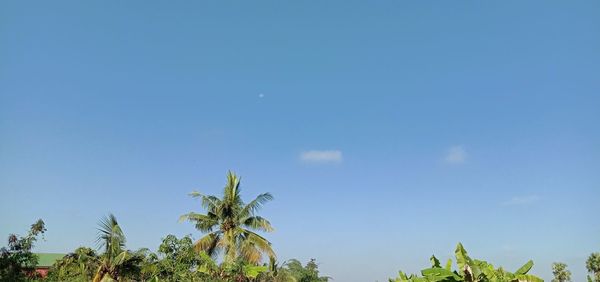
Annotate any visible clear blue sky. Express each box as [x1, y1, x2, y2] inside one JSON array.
[[1, 1, 599, 281]]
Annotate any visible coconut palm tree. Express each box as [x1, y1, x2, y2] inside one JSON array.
[[92, 214, 143, 282], [180, 171, 275, 264]]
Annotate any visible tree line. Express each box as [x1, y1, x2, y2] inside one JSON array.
[[1, 172, 599, 282]]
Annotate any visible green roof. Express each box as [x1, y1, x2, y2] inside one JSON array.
[[35, 253, 66, 267]]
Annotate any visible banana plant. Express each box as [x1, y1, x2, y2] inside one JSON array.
[[390, 243, 543, 282]]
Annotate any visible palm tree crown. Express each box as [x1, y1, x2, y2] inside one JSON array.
[[97, 214, 126, 262], [93, 214, 143, 282], [180, 171, 275, 264]]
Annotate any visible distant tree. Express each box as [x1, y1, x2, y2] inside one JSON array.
[[180, 171, 276, 264], [587, 253, 600, 282], [47, 247, 99, 281], [152, 234, 217, 281], [285, 259, 329, 282], [552, 262, 571, 282], [0, 219, 46, 282]]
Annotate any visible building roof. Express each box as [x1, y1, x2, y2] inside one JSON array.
[[35, 253, 66, 268]]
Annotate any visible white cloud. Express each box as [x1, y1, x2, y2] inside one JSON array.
[[300, 150, 342, 164], [501, 195, 540, 206], [444, 146, 466, 164]]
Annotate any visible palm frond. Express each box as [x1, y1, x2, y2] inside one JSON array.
[[189, 191, 222, 212], [194, 232, 222, 257], [112, 250, 130, 266], [239, 229, 275, 262], [241, 193, 273, 217], [242, 216, 274, 232], [96, 214, 125, 258], [179, 212, 219, 232], [201, 195, 222, 212], [239, 243, 263, 264], [224, 171, 241, 204]]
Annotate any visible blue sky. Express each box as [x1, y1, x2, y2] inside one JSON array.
[[1, 1, 599, 281]]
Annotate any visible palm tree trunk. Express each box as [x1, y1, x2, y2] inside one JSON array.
[[224, 230, 236, 263]]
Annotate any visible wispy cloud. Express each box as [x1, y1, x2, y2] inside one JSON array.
[[300, 150, 343, 164], [444, 146, 466, 164], [501, 195, 540, 206]]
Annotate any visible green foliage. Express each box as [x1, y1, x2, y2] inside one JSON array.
[[243, 264, 268, 279], [587, 253, 600, 282], [72, 211, 284, 282], [217, 259, 268, 281], [0, 219, 46, 282], [389, 243, 542, 282], [46, 247, 99, 281], [256, 256, 294, 282], [280, 259, 329, 282], [147, 234, 218, 281], [551, 262, 571, 282], [180, 171, 275, 264]]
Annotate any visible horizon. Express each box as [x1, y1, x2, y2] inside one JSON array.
[[1, 1, 599, 281]]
